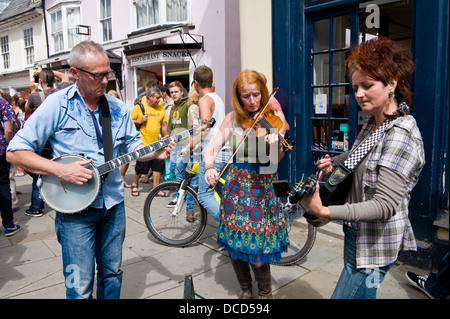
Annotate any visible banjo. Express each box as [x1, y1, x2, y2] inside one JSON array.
[[38, 119, 215, 214]]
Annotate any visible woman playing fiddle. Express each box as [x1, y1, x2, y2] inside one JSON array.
[[204, 69, 289, 299]]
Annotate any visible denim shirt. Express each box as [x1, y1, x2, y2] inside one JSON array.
[[7, 84, 143, 210]]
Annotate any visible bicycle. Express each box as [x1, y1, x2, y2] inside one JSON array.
[[143, 162, 318, 266]]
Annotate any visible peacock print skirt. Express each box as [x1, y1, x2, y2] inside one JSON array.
[[217, 162, 290, 263]]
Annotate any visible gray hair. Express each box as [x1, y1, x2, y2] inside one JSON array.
[[147, 86, 162, 98], [70, 41, 107, 68]]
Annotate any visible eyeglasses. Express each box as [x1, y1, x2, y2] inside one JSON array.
[[76, 67, 115, 80]]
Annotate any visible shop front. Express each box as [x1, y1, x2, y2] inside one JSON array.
[[124, 43, 202, 100], [273, 0, 449, 268]]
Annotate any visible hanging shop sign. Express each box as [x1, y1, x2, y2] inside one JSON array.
[[130, 50, 191, 67]]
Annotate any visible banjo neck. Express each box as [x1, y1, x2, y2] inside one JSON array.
[[94, 118, 215, 177], [96, 129, 191, 177]]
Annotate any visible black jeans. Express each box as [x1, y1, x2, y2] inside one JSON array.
[[0, 152, 13, 227]]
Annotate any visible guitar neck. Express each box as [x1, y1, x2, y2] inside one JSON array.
[[96, 129, 191, 176]]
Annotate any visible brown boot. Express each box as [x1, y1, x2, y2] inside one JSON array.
[[230, 258, 253, 299], [251, 263, 273, 299]]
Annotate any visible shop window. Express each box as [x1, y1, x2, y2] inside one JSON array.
[[310, 14, 352, 178], [359, 1, 412, 49], [308, 1, 412, 178], [165, 63, 189, 92], [134, 62, 189, 100], [136, 64, 163, 98]]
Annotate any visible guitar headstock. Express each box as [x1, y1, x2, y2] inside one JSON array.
[[288, 174, 317, 203]]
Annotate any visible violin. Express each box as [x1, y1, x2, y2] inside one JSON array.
[[242, 91, 294, 153]]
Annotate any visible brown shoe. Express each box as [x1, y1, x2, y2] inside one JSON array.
[[186, 210, 195, 223]]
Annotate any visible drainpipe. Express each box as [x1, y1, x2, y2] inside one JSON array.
[[42, 0, 50, 61]]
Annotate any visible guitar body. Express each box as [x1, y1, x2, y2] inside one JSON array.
[[38, 155, 101, 214]]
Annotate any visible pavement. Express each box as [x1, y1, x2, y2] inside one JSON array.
[[1, 171, 431, 300]]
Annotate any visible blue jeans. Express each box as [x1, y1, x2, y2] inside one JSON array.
[[29, 173, 45, 211], [170, 145, 198, 211], [331, 225, 393, 299], [197, 150, 230, 224], [0, 153, 13, 227], [425, 252, 449, 299], [55, 202, 126, 299]]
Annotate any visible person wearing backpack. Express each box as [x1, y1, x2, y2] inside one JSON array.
[[130, 87, 167, 196]]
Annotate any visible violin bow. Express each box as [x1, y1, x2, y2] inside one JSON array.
[[207, 88, 279, 190]]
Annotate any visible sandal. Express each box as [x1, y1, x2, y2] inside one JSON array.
[[131, 185, 139, 196], [156, 191, 169, 197]]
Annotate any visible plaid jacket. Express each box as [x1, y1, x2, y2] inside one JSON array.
[[352, 114, 425, 268]]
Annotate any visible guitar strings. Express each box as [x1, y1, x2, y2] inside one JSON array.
[[96, 131, 191, 176]]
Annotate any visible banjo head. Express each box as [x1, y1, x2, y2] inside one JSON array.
[[38, 154, 101, 214]]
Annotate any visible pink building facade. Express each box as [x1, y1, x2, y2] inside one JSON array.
[[39, 0, 241, 109]]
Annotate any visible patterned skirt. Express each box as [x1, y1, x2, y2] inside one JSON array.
[[217, 162, 289, 263]]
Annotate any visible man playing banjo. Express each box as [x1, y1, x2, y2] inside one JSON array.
[[6, 41, 174, 299]]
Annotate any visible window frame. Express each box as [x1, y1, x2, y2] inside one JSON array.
[[133, 0, 190, 32], [0, 34, 10, 70], [48, 4, 82, 55], [23, 27, 35, 67], [100, 0, 112, 43]]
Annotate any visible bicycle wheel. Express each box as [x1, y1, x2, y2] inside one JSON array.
[[143, 181, 208, 247], [272, 204, 317, 266]]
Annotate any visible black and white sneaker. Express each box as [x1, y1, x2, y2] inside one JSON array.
[[25, 209, 43, 217], [166, 198, 177, 208], [405, 271, 435, 299]]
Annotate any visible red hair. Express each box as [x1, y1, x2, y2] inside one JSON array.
[[231, 70, 269, 125], [346, 37, 415, 105]]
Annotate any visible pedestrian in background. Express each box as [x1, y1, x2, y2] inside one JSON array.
[[180, 65, 231, 224], [1, 96, 20, 237], [130, 86, 167, 197], [405, 252, 449, 299], [166, 80, 190, 207]]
